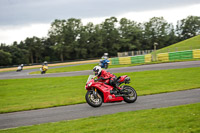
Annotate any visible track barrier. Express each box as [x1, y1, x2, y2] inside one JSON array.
[[110, 49, 200, 65]]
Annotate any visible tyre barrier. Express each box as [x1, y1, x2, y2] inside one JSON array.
[[110, 49, 200, 65]]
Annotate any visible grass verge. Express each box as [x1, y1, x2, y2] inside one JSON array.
[[1, 103, 200, 133], [30, 63, 97, 74], [156, 34, 200, 54], [0, 67, 200, 113], [30, 59, 200, 74]]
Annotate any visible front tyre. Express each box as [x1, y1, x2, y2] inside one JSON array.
[[122, 85, 137, 103], [85, 90, 103, 107]]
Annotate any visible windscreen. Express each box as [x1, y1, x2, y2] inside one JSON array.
[[86, 75, 95, 83]]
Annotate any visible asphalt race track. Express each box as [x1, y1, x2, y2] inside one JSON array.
[[0, 61, 200, 129], [0, 89, 200, 129]]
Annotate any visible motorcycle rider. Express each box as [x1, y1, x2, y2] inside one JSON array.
[[99, 53, 110, 69], [93, 66, 122, 94], [16, 64, 24, 72], [40, 61, 48, 74]]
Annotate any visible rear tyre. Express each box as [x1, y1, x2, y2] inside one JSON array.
[[122, 85, 137, 103], [85, 90, 103, 107]]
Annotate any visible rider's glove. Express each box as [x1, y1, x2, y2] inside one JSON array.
[[95, 77, 103, 82]]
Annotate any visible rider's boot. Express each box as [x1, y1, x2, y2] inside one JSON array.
[[116, 86, 123, 93], [110, 87, 118, 95], [110, 86, 123, 94]]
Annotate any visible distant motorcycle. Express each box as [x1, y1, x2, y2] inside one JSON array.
[[85, 75, 137, 107], [99, 59, 110, 69], [40, 65, 48, 74], [16, 66, 22, 72], [16, 64, 24, 72]]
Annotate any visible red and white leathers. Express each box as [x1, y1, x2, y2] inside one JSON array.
[[93, 66, 122, 91], [97, 70, 123, 91], [97, 69, 116, 84]]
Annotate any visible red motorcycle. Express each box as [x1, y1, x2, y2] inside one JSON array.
[[85, 75, 137, 107]]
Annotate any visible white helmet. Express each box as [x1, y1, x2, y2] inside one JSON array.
[[93, 66, 102, 76], [104, 53, 108, 56]]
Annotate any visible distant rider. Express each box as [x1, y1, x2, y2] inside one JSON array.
[[93, 66, 122, 93], [16, 64, 24, 72], [20, 64, 24, 70], [40, 61, 48, 74]]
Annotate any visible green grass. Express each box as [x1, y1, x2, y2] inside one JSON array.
[[30, 63, 98, 74], [0, 76, 87, 113], [1, 103, 200, 133], [30, 59, 200, 74], [156, 34, 200, 54], [0, 67, 200, 113], [30, 63, 143, 74]]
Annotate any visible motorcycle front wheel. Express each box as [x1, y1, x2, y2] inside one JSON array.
[[122, 85, 137, 103], [85, 90, 103, 107]]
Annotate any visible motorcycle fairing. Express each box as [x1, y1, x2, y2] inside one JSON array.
[[117, 75, 128, 83], [92, 82, 123, 103]]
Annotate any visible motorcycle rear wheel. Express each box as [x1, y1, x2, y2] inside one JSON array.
[[122, 85, 137, 103], [85, 90, 103, 107]]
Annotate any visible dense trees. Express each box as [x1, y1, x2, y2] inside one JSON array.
[[0, 16, 200, 66], [176, 16, 200, 41], [0, 49, 12, 66]]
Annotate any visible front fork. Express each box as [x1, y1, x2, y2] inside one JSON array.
[[93, 88, 98, 99]]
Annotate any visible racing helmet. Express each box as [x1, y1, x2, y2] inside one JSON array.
[[104, 53, 108, 56], [93, 66, 102, 76], [103, 53, 108, 59], [44, 61, 48, 65]]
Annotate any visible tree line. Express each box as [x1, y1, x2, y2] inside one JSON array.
[[0, 16, 200, 66]]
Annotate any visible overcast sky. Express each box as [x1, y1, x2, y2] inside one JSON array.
[[0, 0, 200, 44]]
